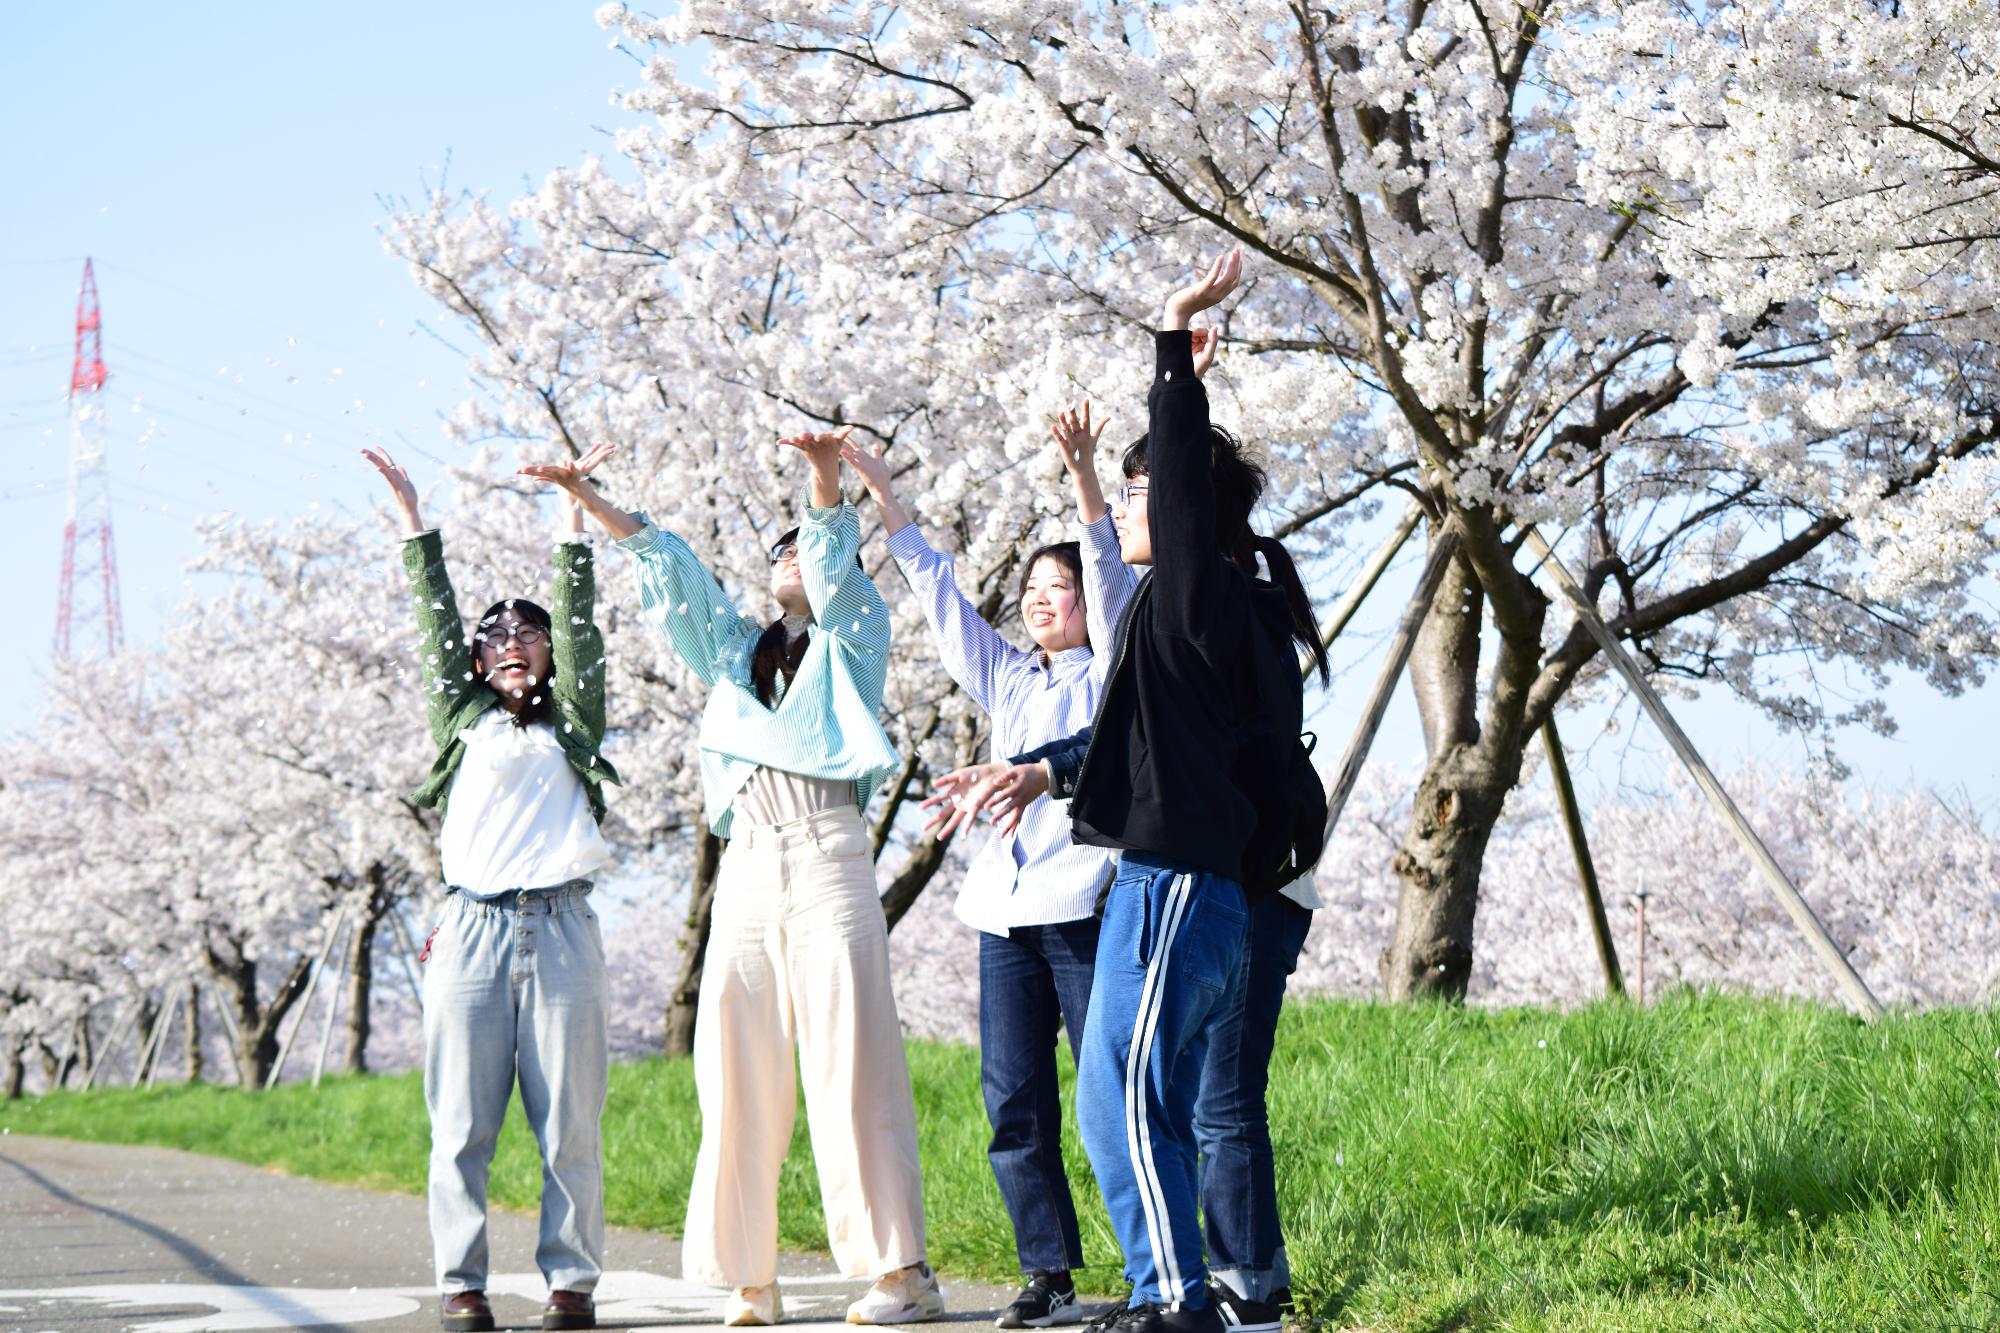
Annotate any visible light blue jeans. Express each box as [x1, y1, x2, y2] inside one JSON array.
[[422, 882, 608, 1294]]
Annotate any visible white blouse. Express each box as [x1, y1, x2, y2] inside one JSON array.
[[439, 709, 612, 896]]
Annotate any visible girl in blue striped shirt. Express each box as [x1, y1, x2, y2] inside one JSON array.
[[526, 429, 939, 1329], [843, 406, 1137, 1329]]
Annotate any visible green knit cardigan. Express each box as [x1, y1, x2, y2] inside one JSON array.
[[399, 529, 620, 822]]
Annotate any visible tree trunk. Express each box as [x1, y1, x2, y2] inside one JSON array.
[[344, 864, 395, 1076], [1382, 544, 1509, 1000], [663, 827, 725, 1058], [1380, 743, 1518, 999], [3, 1039, 24, 1100], [881, 833, 953, 932], [1379, 526, 1546, 1001], [69, 1015, 93, 1090], [183, 985, 206, 1084], [219, 946, 313, 1091], [36, 1041, 62, 1092]]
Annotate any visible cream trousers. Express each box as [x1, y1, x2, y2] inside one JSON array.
[[683, 805, 929, 1287]]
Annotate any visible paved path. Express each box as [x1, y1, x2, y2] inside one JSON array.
[[0, 1134, 1022, 1332]]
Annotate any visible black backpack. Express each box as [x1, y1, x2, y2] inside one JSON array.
[[1235, 616, 1329, 898]]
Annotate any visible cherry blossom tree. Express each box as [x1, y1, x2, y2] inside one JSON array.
[[374, 0, 2000, 1000]]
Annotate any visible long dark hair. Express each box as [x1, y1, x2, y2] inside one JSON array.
[[1122, 427, 1330, 685], [751, 527, 809, 708], [475, 597, 557, 729]]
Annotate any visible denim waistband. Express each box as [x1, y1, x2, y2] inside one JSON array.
[[444, 878, 594, 915], [729, 804, 863, 851]]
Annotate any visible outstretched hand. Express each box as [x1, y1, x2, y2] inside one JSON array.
[[840, 439, 894, 496], [777, 426, 855, 470], [781, 425, 855, 509], [518, 441, 617, 495], [360, 447, 424, 535], [1164, 246, 1243, 330], [1051, 400, 1111, 478], [920, 761, 1051, 841]]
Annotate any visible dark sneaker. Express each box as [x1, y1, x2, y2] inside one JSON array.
[[997, 1272, 1085, 1328], [441, 1290, 496, 1333], [1111, 1303, 1224, 1333], [1211, 1286, 1288, 1333]]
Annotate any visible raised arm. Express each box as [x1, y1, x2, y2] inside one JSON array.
[[845, 438, 1026, 712], [1149, 248, 1246, 644], [781, 428, 892, 666], [1052, 403, 1141, 665], [362, 448, 475, 749], [521, 444, 756, 683], [548, 519, 607, 749]]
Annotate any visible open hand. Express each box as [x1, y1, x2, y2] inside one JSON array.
[[1051, 400, 1111, 478], [1164, 246, 1243, 330], [360, 447, 424, 534], [517, 441, 617, 495], [840, 439, 894, 497], [777, 426, 855, 469], [1190, 328, 1221, 378], [920, 761, 1050, 841]]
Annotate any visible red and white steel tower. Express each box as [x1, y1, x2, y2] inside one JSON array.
[[54, 257, 124, 660]]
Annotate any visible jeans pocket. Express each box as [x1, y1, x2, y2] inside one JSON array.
[[1181, 886, 1247, 993]]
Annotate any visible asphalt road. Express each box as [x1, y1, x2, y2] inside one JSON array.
[[0, 1134, 1022, 1333]]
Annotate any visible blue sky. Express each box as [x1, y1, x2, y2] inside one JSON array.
[[4, 4, 1994, 825]]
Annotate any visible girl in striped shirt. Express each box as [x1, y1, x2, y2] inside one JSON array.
[[842, 406, 1137, 1330], [525, 429, 939, 1329]]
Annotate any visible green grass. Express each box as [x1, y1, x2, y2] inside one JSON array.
[[8, 992, 2000, 1330]]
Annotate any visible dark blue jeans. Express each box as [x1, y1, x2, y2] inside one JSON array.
[[1194, 893, 1314, 1302], [1077, 853, 1249, 1309], [978, 917, 1100, 1275]]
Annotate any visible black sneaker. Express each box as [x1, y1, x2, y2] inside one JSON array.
[[998, 1271, 1084, 1328], [1210, 1285, 1288, 1333], [1079, 1304, 1151, 1333], [1120, 1302, 1224, 1333]]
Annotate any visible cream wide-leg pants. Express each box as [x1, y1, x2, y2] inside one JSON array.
[[682, 805, 929, 1288]]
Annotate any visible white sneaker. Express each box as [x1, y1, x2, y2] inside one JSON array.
[[846, 1262, 946, 1325], [726, 1283, 783, 1327]]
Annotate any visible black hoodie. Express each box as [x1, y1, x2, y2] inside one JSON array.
[[1012, 329, 1309, 895]]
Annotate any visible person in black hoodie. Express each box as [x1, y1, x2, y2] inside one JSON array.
[[928, 248, 1329, 1333]]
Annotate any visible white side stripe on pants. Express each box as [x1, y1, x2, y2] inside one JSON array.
[[1125, 873, 1194, 1307]]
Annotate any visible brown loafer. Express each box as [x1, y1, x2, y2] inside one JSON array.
[[441, 1290, 496, 1333], [544, 1288, 597, 1331]]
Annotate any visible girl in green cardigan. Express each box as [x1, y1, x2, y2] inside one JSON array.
[[364, 446, 620, 1333]]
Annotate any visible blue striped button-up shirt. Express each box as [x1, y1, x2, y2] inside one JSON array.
[[620, 501, 899, 839], [888, 513, 1139, 933]]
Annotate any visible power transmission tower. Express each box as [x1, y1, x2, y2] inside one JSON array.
[[54, 258, 124, 661]]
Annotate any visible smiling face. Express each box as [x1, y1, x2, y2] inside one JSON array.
[[767, 527, 810, 618], [474, 604, 554, 709], [1020, 551, 1088, 654]]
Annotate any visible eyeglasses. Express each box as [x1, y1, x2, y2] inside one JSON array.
[[476, 623, 549, 647], [768, 541, 799, 566], [1119, 484, 1150, 506]]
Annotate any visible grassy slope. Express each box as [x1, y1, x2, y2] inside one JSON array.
[[6, 993, 1999, 1331]]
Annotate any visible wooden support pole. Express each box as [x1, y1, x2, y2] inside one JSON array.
[[80, 1002, 133, 1092], [312, 920, 355, 1089], [142, 986, 184, 1088], [387, 907, 426, 1013], [199, 984, 246, 1087], [1309, 501, 1426, 673], [1322, 529, 1460, 843], [1520, 527, 1884, 1019], [130, 994, 169, 1088], [266, 904, 349, 1090], [1540, 717, 1625, 997]]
